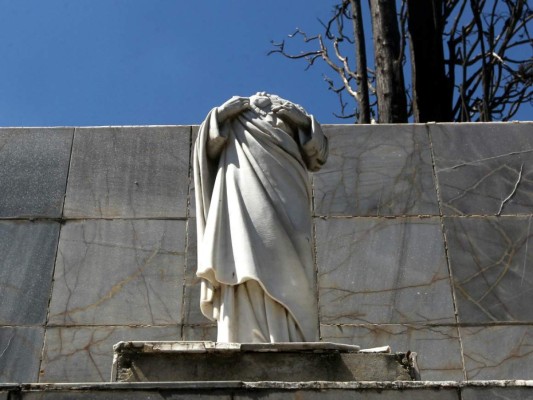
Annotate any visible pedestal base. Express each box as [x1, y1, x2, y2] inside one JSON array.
[[112, 341, 419, 382]]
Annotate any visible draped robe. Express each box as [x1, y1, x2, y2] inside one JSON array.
[[194, 97, 328, 343]]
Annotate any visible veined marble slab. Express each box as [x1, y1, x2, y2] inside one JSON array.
[[182, 219, 208, 326], [316, 217, 454, 324], [0, 221, 59, 325], [314, 124, 438, 217], [430, 122, 533, 215], [182, 325, 217, 342], [187, 125, 199, 218], [0, 128, 73, 218], [48, 219, 186, 325], [40, 326, 182, 383], [444, 216, 533, 323], [462, 387, 533, 400], [0, 327, 44, 383], [321, 324, 464, 381], [461, 325, 533, 380], [63, 126, 190, 218]]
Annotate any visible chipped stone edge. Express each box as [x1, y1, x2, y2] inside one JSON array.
[[1, 380, 533, 392], [112, 341, 362, 354], [110, 341, 415, 383]]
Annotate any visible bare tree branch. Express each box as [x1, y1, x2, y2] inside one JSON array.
[[269, 0, 532, 123]]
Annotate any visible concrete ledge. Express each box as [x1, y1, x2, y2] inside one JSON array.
[[112, 341, 416, 383], [2, 380, 533, 390], [1, 381, 533, 400], [114, 340, 363, 353]]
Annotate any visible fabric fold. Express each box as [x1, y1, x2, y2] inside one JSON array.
[[194, 94, 328, 342]]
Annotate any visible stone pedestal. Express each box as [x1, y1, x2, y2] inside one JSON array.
[[112, 341, 419, 382]]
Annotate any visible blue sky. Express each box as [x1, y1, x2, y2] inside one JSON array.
[[0, 1, 530, 127], [0, 1, 342, 126]]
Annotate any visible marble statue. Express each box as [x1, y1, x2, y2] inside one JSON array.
[[193, 92, 328, 343]]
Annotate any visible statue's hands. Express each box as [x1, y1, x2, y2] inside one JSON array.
[[272, 101, 311, 130], [216, 96, 250, 122]]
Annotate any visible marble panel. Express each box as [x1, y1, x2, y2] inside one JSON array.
[[63, 126, 190, 218], [183, 282, 206, 326], [48, 220, 185, 325], [444, 216, 533, 323], [163, 394, 230, 400], [461, 325, 533, 380], [14, 389, 461, 400], [0, 128, 73, 218], [181, 325, 217, 342], [25, 389, 229, 400], [188, 125, 199, 219], [430, 122, 533, 215], [182, 218, 207, 325], [462, 387, 533, 400], [24, 392, 230, 400], [236, 390, 458, 400], [0, 327, 44, 383], [316, 217, 455, 324], [40, 326, 181, 383], [320, 324, 464, 381], [23, 393, 162, 400], [0, 221, 59, 325], [313, 124, 438, 217]]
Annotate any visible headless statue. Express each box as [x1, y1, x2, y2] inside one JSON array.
[[194, 92, 328, 343]]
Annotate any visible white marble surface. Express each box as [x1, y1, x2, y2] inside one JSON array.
[[63, 126, 190, 218], [114, 341, 361, 353], [194, 93, 328, 343], [48, 220, 186, 325], [316, 217, 455, 324]]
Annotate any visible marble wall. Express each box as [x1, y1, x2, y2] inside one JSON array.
[[0, 122, 532, 383]]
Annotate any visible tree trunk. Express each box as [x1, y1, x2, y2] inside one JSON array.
[[470, 0, 492, 121], [368, 0, 408, 123], [349, 0, 371, 123], [407, 0, 453, 122]]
